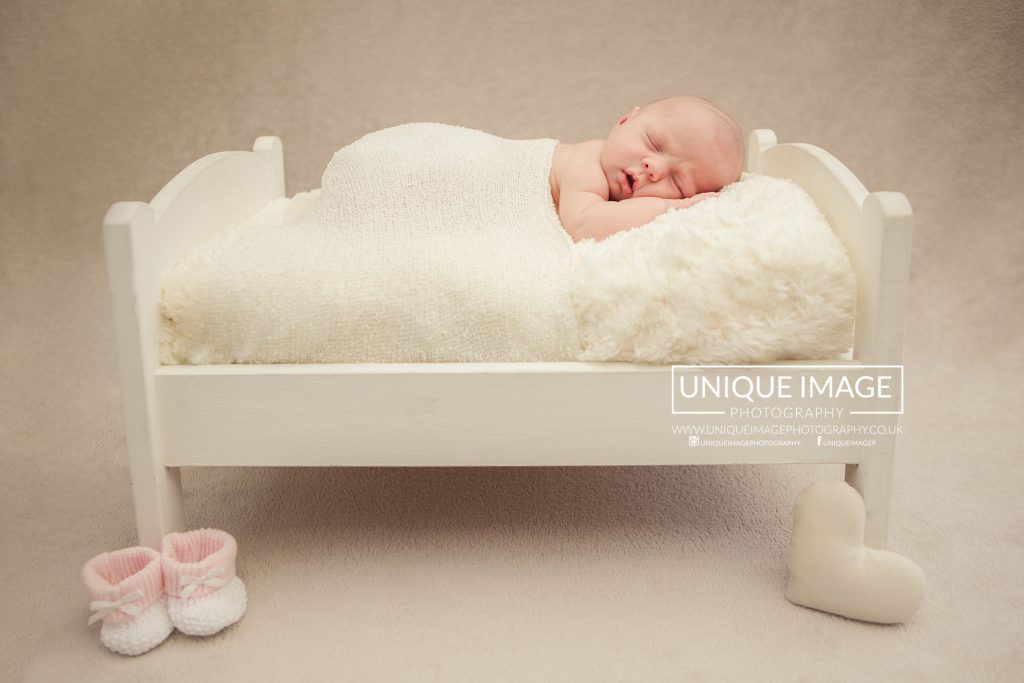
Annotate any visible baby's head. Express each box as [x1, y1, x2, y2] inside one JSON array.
[[601, 96, 744, 202]]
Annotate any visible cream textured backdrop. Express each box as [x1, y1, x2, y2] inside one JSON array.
[[2, 1, 1022, 680]]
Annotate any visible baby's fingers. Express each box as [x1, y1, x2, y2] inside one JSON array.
[[668, 193, 716, 210]]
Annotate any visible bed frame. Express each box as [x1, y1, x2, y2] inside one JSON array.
[[103, 131, 913, 551]]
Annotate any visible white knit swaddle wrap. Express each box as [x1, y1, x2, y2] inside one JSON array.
[[159, 123, 581, 364]]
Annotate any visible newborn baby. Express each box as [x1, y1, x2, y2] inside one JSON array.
[[549, 96, 745, 242]]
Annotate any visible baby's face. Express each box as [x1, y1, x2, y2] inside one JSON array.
[[600, 98, 743, 202]]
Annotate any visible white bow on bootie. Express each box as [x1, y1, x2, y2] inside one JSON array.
[[179, 566, 227, 599], [88, 588, 145, 625]]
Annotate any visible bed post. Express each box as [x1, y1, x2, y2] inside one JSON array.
[[745, 129, 777, 173], [104, 201, 186, 549], [844, 192, 913, 549]]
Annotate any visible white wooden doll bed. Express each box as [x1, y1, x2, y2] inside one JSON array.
[[103, 130, 912, 551]]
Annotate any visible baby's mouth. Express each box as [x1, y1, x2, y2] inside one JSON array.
[[623, 170, 635, 196]]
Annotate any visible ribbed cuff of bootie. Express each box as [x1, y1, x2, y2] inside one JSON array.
[[161, 528, 238, 600], [81, 546, 173, 655], [161, 528, 247, 636]]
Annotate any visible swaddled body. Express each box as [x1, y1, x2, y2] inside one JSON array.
[[321, 95, 743, 245], [313, 122, 581, 362], [160, 122, 582, 364]]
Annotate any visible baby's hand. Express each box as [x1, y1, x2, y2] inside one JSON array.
[[666, 192, 717, 210]]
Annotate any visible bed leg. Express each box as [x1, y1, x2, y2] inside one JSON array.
[[130, 458, 186, 549], [843, 431, 895, 549], [843, 193, 912, 551], [104, 201, 188, 548]]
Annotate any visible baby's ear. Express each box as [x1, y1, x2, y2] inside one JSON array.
[[617, 106, 641, 126]]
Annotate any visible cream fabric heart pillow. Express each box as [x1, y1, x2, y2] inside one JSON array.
[[786, 480, 926, 624]]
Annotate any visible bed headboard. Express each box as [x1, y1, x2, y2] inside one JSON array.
[[747, 130, 913, 365]]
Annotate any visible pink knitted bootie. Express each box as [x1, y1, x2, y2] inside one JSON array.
[[81, 546, 173, 656], [161, 528, 247, 636]]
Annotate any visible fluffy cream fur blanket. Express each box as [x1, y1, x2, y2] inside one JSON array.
[[572, 173, 856, 364]]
